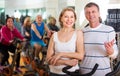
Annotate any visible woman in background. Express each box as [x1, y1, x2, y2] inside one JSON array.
[[21, 16, 32, 63], [0, 17, 26, 73], [47, 17, 59, 32]]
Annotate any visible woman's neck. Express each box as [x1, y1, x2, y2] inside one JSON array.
[[61, 27, 74, 32], [7, 26, 13, 31], [36, 21, 41, 25]]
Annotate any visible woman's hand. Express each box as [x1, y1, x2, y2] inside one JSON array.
[[22, 38, 27, 41], [65, 59, 78, 66], [104, 39, 114, 55], [48, 53, 62, 65], [25, 32, 30, 37], [9, 40, 14, 43], [47, 30, 54, 38]]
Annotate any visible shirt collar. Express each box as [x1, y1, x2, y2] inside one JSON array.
[[88, 23, 102, 30]]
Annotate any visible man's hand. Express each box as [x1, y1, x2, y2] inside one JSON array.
[[104, 39, 114, 55]]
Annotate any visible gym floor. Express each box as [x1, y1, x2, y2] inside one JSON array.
[[8, 52, 43, 76], [8, 55, 28, 76]]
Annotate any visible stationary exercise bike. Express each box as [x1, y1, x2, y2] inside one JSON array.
[[0, 38, 23, 76], [62, 63, 99, 76], [62, 61, 120, 76], [22, 37, 50, 76], [31, 37, 50, 76]]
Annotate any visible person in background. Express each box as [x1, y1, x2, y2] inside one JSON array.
[[14, 18, 22, 32], [47, 17, 59, 32], [0, 17, 26, 73], [21, 16, 31, 41], [21, 16, 31, 57], [30, 14, 51, 63], [45, 17, 60, 47], [46, 8, 84, 76], [80, 2, 118, 76]]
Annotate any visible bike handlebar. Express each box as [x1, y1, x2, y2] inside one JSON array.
[[63, 61, 120, 76], [62, 63, 99, 76], [105, 61, 120, 76]]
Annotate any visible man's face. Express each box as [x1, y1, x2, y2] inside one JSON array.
[[36, 15, 42, 24], [84, 5, 100, 23]]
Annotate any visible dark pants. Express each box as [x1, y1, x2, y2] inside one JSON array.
[[23, 41, 30, 50], [50, 72, 70, 76], [22, 41, 31, 54], [0, 43, 20, 68]]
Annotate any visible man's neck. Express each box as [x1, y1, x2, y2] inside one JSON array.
[[89, 22, 100, 28]]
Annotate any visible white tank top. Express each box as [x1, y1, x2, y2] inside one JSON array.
[[49, 31, 79, 74]]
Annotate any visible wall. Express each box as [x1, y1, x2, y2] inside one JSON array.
[[5, 0, 45, 17], [0, 0, 4, 8], [75, 0, 90, 29], [3, 0, 120, 28]]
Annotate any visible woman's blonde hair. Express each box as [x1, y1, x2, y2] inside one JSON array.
[[49, 17, 56, 24], [23, 16, 31, 27]]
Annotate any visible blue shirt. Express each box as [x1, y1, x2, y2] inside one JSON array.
[[30, 21, 46, 46]]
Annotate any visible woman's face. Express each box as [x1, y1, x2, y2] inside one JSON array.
[[51, 19, 56, 25], [26, 18, 31, 26], [61, 11, 76, 28], [7, 18, 14, 28]]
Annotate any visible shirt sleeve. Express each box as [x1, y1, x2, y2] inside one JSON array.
[[108, 28, 118, 59], [1, 26, 10, 43], [13, 28, 24, 40]]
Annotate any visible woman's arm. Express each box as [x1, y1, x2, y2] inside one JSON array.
[[1, 26, 10, 43], [14, 28, 25, 40], [46, 34, 55, 63], [31, 23, 42, 39], [50, 59, 78, 66], [76, 30, 84, 60], [44, 24, 51, 37]]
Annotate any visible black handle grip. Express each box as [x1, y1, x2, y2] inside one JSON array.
[[106, 61, 120, 76], [82, 63, 98, 76], [62, 63, 99, 76]]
